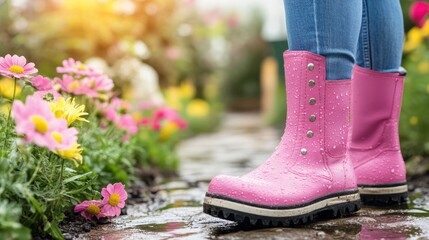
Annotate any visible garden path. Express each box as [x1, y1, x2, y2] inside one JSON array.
[[80, 113, 429, 240]]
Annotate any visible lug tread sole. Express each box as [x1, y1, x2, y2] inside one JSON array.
[[360, 192, 408, 206], [203, 200, 360, 227], [358, 183, 408, 206]]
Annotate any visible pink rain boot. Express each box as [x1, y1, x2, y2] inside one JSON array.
[[203, 51, 360, 226], [349, 66, 408, 205]]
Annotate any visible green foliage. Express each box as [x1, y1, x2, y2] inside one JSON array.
[[77, 115, 137, 187], [400, 48, 429, 159], [0, 201, 31, 240], [132, 130, 179, 171], [220, 12, 269, 110], [182, 101, 223, 134], [0, 113, 97, 239]]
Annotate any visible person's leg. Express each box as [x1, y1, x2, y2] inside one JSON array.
[[204, 1, 363, 225], [356, 0, 404, 72], [284, 0, 362, 80], [350, 0, 408, 205]]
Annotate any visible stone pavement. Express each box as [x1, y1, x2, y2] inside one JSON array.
[[80, 113, 429, 240]]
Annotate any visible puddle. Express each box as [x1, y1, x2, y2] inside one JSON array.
[[134, 222, 188, 232], [158, 200, 202, 211]]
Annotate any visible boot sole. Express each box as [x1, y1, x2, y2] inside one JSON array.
[[203, 191, 360, 226], [358, 182, 408, 205]]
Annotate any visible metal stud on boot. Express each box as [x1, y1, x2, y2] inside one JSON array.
[[203, 51, 360, 226]]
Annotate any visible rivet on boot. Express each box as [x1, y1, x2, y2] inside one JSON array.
[[307, 130, 314, 138], [309, 98, 316, 105], [301, 148, 308, 155], [307, 63, 314, 71], [308, 80, 316, 87], [309, 115, 316, 122]]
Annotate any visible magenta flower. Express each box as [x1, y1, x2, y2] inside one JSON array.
[[118, 114, 138, 134], [152, 107, 187, 130], [57, 58, 101, 77], [12, 94, 77, 151], [410, 1, 429, 27], [102, 98, 138, 134], [74, 200, 105, 220], [0, 54, 38, 78], [31, 75, 54, 91], [101, 183, 128, 217]]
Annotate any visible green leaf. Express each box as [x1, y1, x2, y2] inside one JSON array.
[[63, 172, 93, 184]]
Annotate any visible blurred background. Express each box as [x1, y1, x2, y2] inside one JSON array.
[[0, 0, 428, 174]]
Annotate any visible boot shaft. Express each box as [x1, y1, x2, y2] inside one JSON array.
[[349, 65, 404, 150], [349, 65, 407, 187], [283, 51, 351, 160]]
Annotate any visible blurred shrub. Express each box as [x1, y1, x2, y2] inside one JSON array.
[[400, 1, 429, 164], [400, 49, 429, 158], [220, 11, 269, 110], [164, 79, 223, 135]]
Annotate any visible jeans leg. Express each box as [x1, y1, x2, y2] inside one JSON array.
[[356, 0, 404, 72], [283, 0, 362, 80]]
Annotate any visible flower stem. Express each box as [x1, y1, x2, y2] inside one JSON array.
[[59, 158, 65, 189]]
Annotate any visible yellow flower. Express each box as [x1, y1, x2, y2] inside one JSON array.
[[203, 76, 219, 99], [121, 84, 133, 101], [186, 99, 210, 118], [56, 144, 83, 167], [179, 81, 195, 99], [410, 116, 419, 126], [418, 61, 429, 74], [165, 87, 181, 110], [50, 97, 88, 126], [0, 77, 22, 99], [0, 103, 11, 116], [159, 121, 179, 141], [422, 19, 429, 37], [132, 112, 141, 122], [404, 27, 423, 52]]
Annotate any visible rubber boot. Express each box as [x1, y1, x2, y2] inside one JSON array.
[[349, 65, 408, 205], [203, 51, 360, 226]]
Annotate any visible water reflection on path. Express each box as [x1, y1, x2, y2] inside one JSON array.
[[81, 113, 429, 240]]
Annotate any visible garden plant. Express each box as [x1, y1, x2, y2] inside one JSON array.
[[0, 54, 188, 239]]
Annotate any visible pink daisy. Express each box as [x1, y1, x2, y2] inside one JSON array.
[[101, 98, 138, 134], [103, 98, 131, 121], [0, 54, 38, 78], [117, 114, 138, 134], [12, 94, 77, 151], [81, 75, 114, 97], [55, 75, 89, 95], [101, 183, 128, 217], [31, 75, 53, 91], [74, 200, 105, 220], [48, 119, 78, 151], [33, 89, 62, 101], [57, 58, 102, 77]]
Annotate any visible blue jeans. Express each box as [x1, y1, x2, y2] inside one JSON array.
[[283, 0, 404, 80]]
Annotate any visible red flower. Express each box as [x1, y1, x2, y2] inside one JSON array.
[[410, 1, 429, 27]]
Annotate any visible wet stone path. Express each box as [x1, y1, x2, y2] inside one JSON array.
[[80, 113, 429, 240]]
